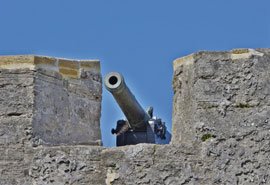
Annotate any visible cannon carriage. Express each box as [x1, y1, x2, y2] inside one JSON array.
[[104, 72, 171, 146]]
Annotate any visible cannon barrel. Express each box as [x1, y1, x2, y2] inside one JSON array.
[[105, 72, 150, 129]]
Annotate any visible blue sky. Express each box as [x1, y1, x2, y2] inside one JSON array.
[[0, 0, 269, 146]]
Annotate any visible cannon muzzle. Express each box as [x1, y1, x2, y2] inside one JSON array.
[[105, 72, 150, 129]]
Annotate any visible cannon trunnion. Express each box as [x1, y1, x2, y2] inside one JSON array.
[[105, 72, 171, 146]]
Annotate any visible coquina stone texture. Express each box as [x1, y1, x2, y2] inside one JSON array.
[[0, 55, 102, 184], [0, 49, 270, 185], [172, 48, 270, 184]]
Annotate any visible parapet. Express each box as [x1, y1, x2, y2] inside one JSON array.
[[172, 48, 270, 145], [0, 55, 102, 146], [1, 49, 270, 184]]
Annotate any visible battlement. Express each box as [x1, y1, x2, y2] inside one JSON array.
[[0, 50, 270, 184], [0, 55, 102, 147]]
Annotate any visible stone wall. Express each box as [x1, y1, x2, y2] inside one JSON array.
[[172, 49, 270, 146], [171, 49, 270, 184], [0, 49, 270, 185], [0, 58, 34, 184], [98, 48, 270, 185], [32, 57, 102, 146], [0, 55, 102, 184]]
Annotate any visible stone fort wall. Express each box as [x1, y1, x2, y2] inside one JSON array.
[[0, 49, 269, 184]]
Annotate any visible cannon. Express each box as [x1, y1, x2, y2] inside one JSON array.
[[105, 72, 171, 146]]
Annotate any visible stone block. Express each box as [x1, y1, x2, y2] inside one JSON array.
[[30, 146, 105, 185], [172, 49, 270, 146], [0, 55, 102, 146]]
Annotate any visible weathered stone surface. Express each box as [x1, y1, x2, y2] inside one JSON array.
[[0, 55, 102, 184], [30, 146, 105, 185], [32, 57, 102, 146], [171, 48, 270, 184], [0, 55, 102, 146], [0, 67, 34, 184], [1, 50, 270, 185], [172, 49, 270, 145]]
